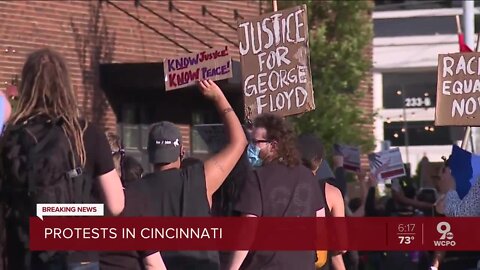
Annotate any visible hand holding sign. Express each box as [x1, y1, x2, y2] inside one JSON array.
[[368, 148, 406, 184], [198, 80, 223, 102], [333, 144, 361, 172]]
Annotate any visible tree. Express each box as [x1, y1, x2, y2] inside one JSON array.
[[280, 0, 376, 158]]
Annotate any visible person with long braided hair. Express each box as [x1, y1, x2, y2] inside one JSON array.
[[0, 48, 125, 269]]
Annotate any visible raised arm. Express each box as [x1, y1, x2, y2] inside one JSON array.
[[198, 80, 248, 206]]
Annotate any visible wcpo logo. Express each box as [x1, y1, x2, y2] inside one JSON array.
[[434, 221, 456, 247]]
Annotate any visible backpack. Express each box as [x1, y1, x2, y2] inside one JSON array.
[[0, 115, 93, 270]]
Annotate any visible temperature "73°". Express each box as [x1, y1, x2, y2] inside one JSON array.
[[399, 236, 414, 244]]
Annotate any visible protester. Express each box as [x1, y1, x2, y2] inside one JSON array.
[[331, 153, 347, 199], [297, 134, 346, 270], [122, 156, 144, 187], [432, 161, 480, 270], [125, 79, 247, 270], [390, 173, 433, 214], [0, 48, 124, 270], [100, 133, 163, 270], [228, 117, 325, 270], [443, 164, 480, 216], [106, 132, 125, 180], [348, 171, 370, 218]]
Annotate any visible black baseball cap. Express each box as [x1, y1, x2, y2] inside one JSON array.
[[147, 121, 182, 164]]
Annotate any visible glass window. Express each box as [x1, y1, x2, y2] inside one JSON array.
[[374, 16, 457, 37], [374, 0, 478, 11], [191, 124, 227, 155], [382, 71, 437, 109], [121, 124, 140, 150], [384, 121, 452, 146]]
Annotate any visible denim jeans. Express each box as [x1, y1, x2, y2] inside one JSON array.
[[68, 261, 99, 270]]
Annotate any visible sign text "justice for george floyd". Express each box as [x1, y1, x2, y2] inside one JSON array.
[[238, 5, 314, 118]]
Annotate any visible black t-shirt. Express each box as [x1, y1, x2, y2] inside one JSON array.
[[234, 162, 324, 270], [125, 163, 220, 270], [68, 123, 115, 263]]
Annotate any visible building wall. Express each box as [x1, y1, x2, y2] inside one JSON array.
[[0, 0, 265, 134]]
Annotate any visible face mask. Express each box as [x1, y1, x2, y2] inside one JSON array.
[[247, 143, 263, 167]]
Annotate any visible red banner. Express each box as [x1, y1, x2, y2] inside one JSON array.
[[29, 217, 480, 251]]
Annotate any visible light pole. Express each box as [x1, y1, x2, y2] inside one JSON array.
[[462, 0, 475, 151]]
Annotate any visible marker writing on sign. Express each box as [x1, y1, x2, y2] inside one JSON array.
[[167, 46, 229, 72], [238, 10, 305, 56], [440, 55, 480, 118]]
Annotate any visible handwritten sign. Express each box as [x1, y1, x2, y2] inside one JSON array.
[[237, 5, 315, 119], [436, 52, 480, 126], [368, 148, 406, 183], [334, 144, 361, 172], [164, 46, 232, 91]]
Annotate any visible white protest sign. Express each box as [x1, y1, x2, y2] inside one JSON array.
[[334, 144, 361, 172], [36, 203, 104, 220], [368, 148, 406, 183]]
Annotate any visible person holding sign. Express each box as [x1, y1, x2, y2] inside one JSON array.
[[124, 79, 247, 270], [230, 115, 324, 270]]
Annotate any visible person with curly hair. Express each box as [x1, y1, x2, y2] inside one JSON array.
[[228, 114, 325, 270]]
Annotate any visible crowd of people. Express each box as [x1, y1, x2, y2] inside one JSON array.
[[0, 48, 479, 270]]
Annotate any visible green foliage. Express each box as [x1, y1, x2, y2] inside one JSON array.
[[280, 0, 376, 158]]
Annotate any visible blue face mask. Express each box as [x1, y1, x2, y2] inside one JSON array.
[[247, 143, 263, 167]]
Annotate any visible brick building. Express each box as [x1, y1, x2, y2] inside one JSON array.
[[0, 0, 373, 171], [1, 0, 268, 167]]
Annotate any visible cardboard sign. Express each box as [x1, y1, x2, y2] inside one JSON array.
[[334, 144, 361, 172], [164, 46, 232, 91], [237, 5, 315, 119], [368, 148, 406, 183], [436, 52, 480, 126]]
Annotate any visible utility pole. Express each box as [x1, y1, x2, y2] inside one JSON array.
[[401, 87, 410, 168], [462, 0, 475, 152]]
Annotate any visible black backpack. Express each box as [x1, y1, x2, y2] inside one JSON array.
[[0, 115, 93, 270]]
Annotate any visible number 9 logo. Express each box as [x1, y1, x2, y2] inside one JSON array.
[[437, 221, 453, 240]]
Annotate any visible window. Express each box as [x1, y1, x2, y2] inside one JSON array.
[[191, 124, 227, 155], [384, 121, 452, 146], [374, 15, 480, 37], [382, 71, 437, 109], [117, 103, 151, 172], [374, 0, 476, 12]]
